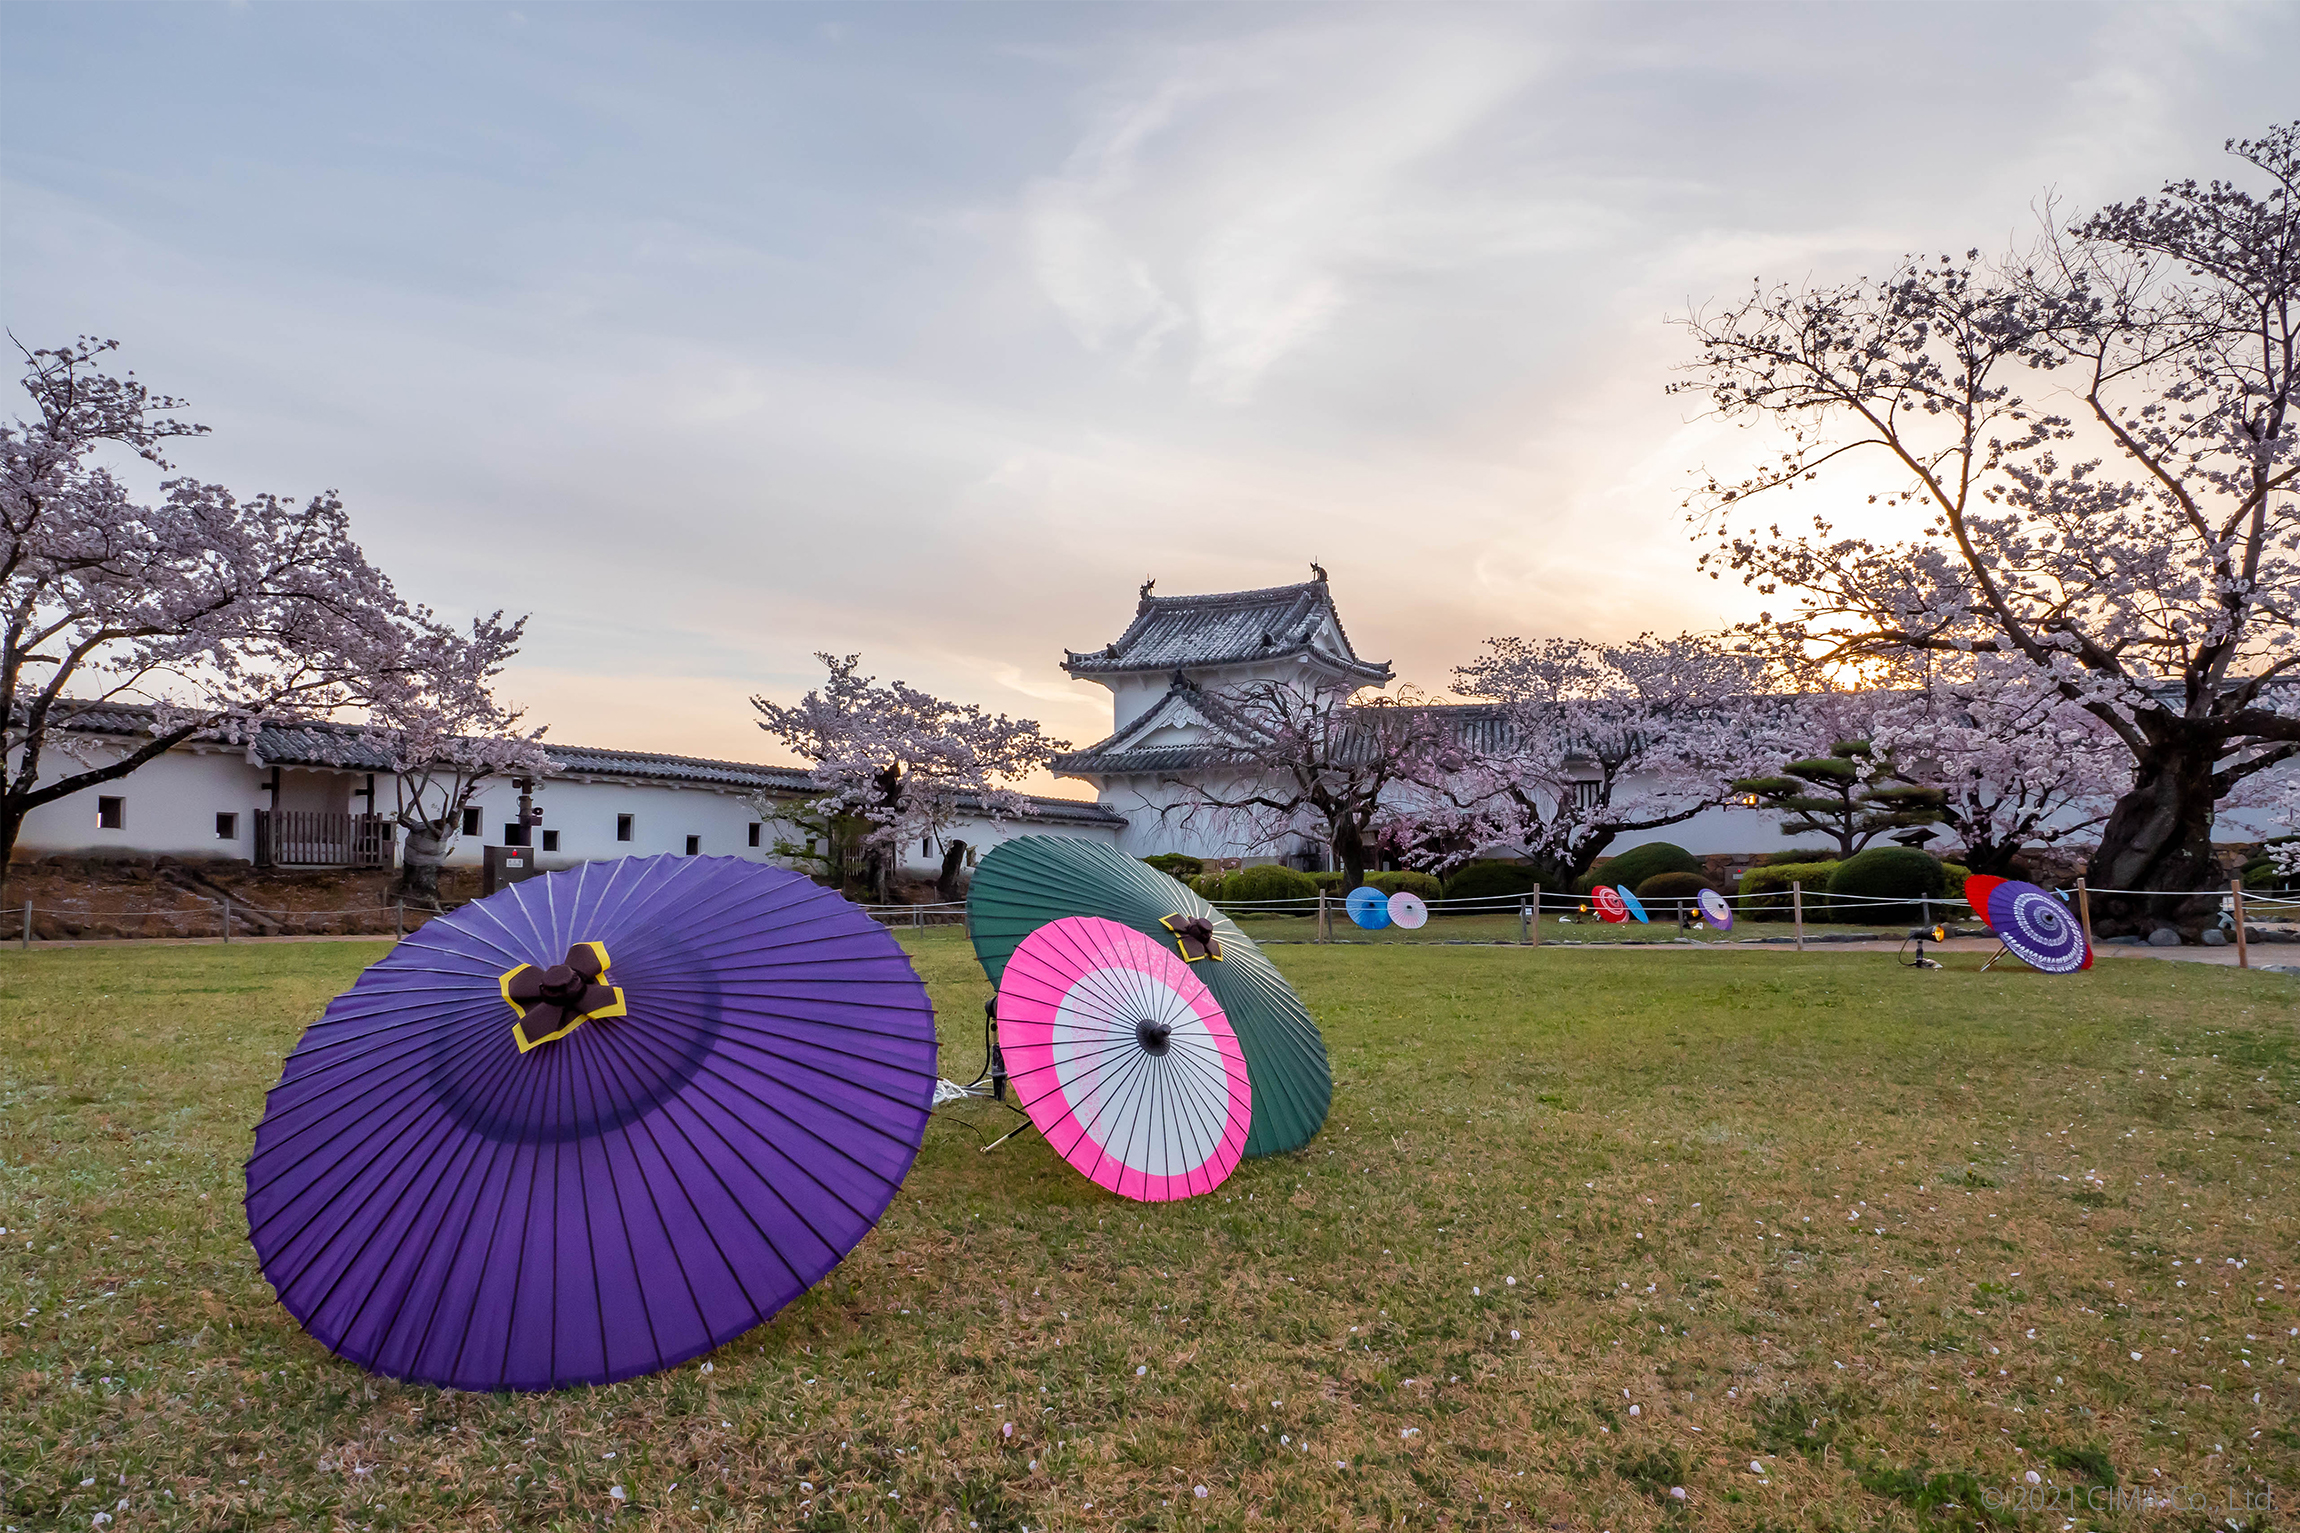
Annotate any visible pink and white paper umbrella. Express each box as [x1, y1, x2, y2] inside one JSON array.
[[996, 916, 1252, 1202]]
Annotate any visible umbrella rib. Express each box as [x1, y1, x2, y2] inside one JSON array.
[[567, 1033, 669, 1380], [250, 1002, 533, 1213], [251, 1020, 532, 1291], [363, 1023, 554, 1379], [444, 1033, 561, 1389], [582, 1014, 819, 1344], [1073, 1030, 1160, 1195], [251, 1003, 527, 1171]]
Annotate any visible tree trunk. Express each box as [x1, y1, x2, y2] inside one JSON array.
[[1324, 823, 1365, 890], [0, 802, 20, 911], [393, 827, 449, 910], [936, 840, 968, 902], [2086, 746, 2222, 938], [1955, 839, 2027, 878], [866, 844, 893, 905]]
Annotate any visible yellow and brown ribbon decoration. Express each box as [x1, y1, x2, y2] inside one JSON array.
[[1159, 914, 1223, 963], [499, 941, 628, 1052]]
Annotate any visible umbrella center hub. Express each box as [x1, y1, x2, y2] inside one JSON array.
[[537, 964, 586, 1002], [1135, 1018, 1173, 1056]]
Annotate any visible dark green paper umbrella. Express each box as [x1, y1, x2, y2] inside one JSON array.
[[967, 836, 1330, 1158]]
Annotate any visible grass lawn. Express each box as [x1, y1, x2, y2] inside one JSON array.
[[2, 934, 2295, 1531]]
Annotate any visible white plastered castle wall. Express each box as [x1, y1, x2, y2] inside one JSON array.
[[10, 744, 270, 860]]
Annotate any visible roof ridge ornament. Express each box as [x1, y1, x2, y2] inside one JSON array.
[[1310, 560, 1328, 583], [1139, 576, 1156, 603]]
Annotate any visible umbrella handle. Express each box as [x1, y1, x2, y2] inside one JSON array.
[[981, 1118, 1039, 1155], [1979, 943, 2008, 972]]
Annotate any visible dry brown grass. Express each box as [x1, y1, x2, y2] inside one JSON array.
[[2, 934, 2295, 1531]]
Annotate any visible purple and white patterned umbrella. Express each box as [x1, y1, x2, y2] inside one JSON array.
[[245, 855, 937, 1391]]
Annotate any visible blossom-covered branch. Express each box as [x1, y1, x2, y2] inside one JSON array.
[[753, 654, 1064, 901]]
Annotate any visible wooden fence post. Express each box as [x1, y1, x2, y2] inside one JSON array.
[[1792, 881, 1805, 952], [1530, 886, 1542, 947], [222, 897, 231, 944], [2232, 878, 2249, 971], [20, 902, 29, 949], [2075, 878, 2094, 954], [1317, 891, 1331, 944], [395, 901, 405, 939]]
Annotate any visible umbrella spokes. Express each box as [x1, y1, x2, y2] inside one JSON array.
[[500, 941, 628, 1053]]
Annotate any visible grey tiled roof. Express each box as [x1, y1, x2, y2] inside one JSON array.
[[1054, 688, 1516, 778], [257, 723, 398, 770], [545, 743, 817, 792], [1063, 580, 1391, 682], [42, 699, 1124, 826]]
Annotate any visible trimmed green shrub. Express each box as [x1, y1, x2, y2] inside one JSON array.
[[2242, 838, 2296, 893], [1737, 860, 1840, 921], [1308, 870, 1348, 893], [1215, 863, 1318, 907], [1190, 871, 1227, 899], [1443, 861, 1547, 903], [1580, 842, 1699, 896], [1364, 870, 1443, 900], [1939, 862, 1971, 900], [1635, 870, 1717, 920], [1142, 853, 1203, 878], [1758, 847, 1842, 866], [1827, 846, 1948, 925]]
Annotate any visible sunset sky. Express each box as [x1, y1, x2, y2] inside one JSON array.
[[4, 2, 2289, 790]]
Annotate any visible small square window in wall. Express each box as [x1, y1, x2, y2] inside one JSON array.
[[215, 812, 239, 840], [617, 814, 634, 843], [541, 829, 560, 852], [747, 822, 761, 848], [685, 834, 701, 856], [461, 806, 483, 837], [97, 796, 125, 830]]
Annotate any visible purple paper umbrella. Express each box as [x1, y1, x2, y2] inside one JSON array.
[[245, 855, 937, 1391]]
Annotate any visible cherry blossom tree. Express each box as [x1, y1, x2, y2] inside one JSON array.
[[1, 338, 423, 902], [1675, 123, 2299, 934], [753, 653, 1065, 902], [1160, 676, 1452, 890], [360, 614, 554, 908], [1436, 633, 1769, 888], [1868, 657, 2130, 877]]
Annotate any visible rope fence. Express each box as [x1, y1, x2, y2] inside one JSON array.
[[5, 898, 465, 945], [1186, 877, 2299, 968], [10, 880, 2294, 969]]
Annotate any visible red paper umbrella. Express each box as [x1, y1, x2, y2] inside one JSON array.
[[996, 916, 1252, 1202], [1965, 875, 2091, 973], [1592, 886, 1629, 924]]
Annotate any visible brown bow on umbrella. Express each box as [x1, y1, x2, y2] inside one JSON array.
[[1159, 914, 1223, 963], [499, 941, 628, 1053]]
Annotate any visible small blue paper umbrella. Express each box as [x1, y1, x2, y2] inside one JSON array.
[[1615, 885, 1651, 923], [1345, 885, 1391, 929]]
